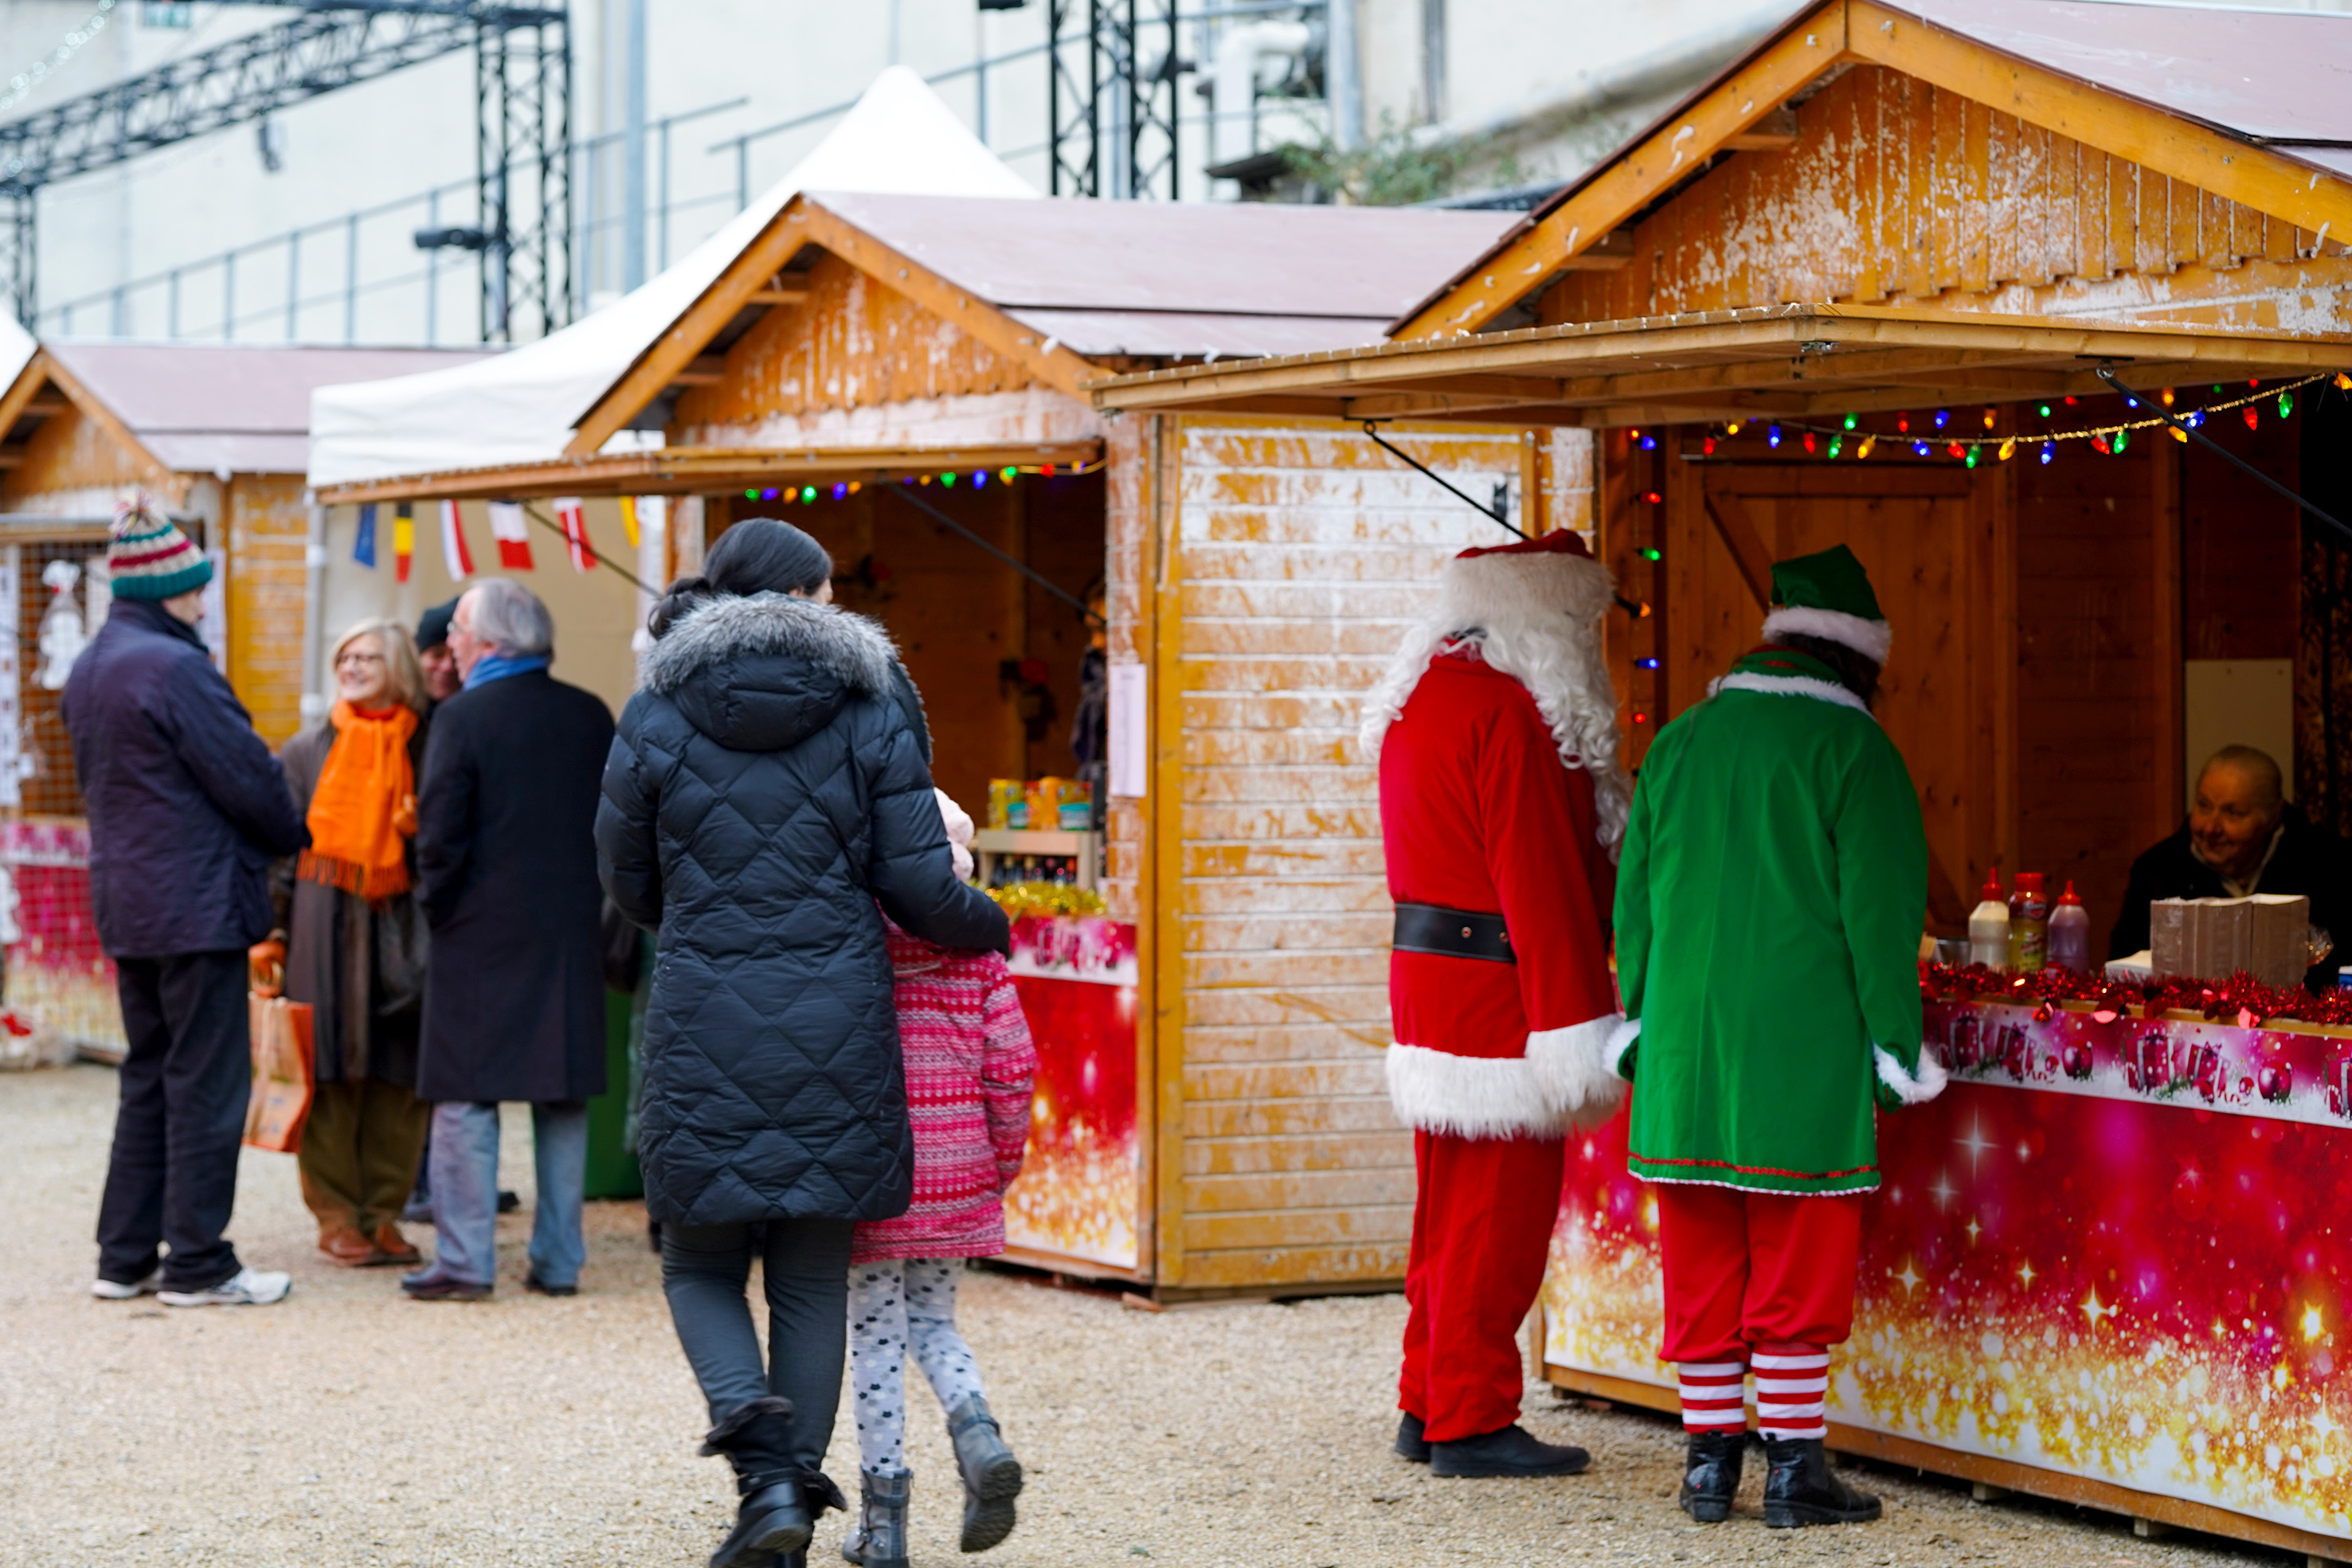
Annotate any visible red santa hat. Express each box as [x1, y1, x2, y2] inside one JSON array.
[[1360, 526, 1629, 851], [1439, 527, 1613, 630]]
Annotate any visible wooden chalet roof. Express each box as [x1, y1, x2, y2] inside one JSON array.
[[0, 343, 487, 492], [1087, 302, 2350, 426], [562, 191, 1513, 459], [1395, 0, 2352, 340]]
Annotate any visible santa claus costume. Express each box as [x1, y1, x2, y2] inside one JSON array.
[[1612, 545, 1942, 1527], [1360, 528, 1628, 1479]]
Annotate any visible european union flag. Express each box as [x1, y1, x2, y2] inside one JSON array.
[[354, 502, 378, 568]]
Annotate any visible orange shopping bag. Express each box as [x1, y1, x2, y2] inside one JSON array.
[[243, 991, 315, 1153]]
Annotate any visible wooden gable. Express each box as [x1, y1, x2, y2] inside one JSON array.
[[1397, 0, 2352, 341], [1539, 64, 2352, 334], [0, 355, 178, 508], [671, 250, 1053, 438]]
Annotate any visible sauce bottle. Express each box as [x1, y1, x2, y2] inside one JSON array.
[[1968, 870, 2010, 969], [2008, 872, 2049, 974], [2049, 880, 2090, 972]]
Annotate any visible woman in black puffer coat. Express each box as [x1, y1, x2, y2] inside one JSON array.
[[597, 519, 1008, 1568]]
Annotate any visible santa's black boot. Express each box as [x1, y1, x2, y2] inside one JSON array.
[[1677, 1431, 1743, 1523], [1760, 1436, 1881, 1527]]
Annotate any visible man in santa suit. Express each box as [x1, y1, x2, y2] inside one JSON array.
[[1613, 544, 1941, 1528], [1360, 527, 1629, 1478]]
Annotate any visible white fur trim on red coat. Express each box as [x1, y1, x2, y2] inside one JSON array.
[[1527, 1015, 1628, 1128], [1873, 1044, 1949, 1105], [1387, 1015, 1625, 1140]]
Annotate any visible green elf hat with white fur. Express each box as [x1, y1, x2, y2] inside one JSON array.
[[1761, 543, 1890, 666]]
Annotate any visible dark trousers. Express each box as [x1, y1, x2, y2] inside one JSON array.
[[297, 1077, 431, 1237], [98, 950, 251, 1291], [661, 1218, 856, 1475]]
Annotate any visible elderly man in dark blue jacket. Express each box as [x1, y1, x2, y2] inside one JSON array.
[[62, 508, 307, 1308]]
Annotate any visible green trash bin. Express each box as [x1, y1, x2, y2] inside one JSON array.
[[583, 959, 647, 1201]]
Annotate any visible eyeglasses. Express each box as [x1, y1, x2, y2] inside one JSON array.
[[335, 650, 385, 668]]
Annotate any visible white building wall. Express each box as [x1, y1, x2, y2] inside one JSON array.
[[4, 0, 2349, 347]]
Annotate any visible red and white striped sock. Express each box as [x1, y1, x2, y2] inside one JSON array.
[[1753, 1341, 1830, 1441], [1676, 1359, 1747, 1436]]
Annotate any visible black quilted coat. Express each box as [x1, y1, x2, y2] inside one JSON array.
[[596, 593, 1009, 1226]]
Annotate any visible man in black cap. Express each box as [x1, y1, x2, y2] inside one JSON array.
[[415, 596, 462, 706]]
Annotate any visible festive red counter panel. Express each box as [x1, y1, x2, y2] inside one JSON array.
[[1000, 916, 1141, 1273], [1544, 999, 2352, 1543]]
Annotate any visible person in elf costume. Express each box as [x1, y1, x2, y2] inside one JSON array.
[[1360, 528, 1629, 1479], [1612, 544, 1942, 1527]]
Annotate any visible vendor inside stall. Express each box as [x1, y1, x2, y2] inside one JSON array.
[[2109, 745, 2352, 990]]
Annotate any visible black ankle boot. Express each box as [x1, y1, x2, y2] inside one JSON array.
[[947, 1393, 1024, 1552], [702, 1398, 816, 1568], [1395, 1411, 1430, 1463], [839, 1469, 910, 1567], [1761, 1436, 1881, 1527], [1678, 1431, 1743, 1523]]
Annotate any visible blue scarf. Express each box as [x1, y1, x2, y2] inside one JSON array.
[[464, 652, 550, 690]]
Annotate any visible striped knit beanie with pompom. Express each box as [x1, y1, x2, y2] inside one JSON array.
[[107, 505, 212, 602]]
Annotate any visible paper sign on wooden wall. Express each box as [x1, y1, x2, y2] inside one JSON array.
[[1108, 663, 1148, 799]]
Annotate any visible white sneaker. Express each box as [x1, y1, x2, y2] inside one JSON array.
[[91, 1269, 159, 1300], [158, 1266, 292, 1308]]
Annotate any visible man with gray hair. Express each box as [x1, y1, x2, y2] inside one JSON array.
[[2111, 744, 2352, 995], [405, 577, 616, 1300]]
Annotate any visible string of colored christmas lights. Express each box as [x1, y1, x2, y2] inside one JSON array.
[[741, 459, 1094, 506], [1640, 371, 2341, 469]]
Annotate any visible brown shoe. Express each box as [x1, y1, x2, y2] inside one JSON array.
[[369, 1222, 423, 1269], [319, 1226, 379, 1268]]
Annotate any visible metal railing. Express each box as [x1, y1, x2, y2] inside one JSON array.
[[35, 3, 1332, 346]]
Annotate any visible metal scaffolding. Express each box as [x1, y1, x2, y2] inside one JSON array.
[[1047, 1, 1183, 201], [0, 1, 569, 338]]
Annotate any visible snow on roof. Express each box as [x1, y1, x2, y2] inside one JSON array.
[[306, 67, 1034, 491]]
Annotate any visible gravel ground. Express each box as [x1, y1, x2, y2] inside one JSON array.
[[0, 1064, 2288, 1567]]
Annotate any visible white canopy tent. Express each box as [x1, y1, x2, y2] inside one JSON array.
[[307, 68, 1035, 490]]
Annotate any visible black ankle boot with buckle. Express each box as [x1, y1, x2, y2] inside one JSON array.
[[701, 1397, 830, 1568], [1761, 1436, 1882, 1527], [1677, 1431, 1743, 1522]]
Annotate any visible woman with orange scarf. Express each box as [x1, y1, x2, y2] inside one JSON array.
[[264, 619, 433, 1267]]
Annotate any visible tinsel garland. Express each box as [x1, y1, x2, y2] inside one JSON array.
[[1920, 960, 2352, 1030], [985, 880, 1107, 921]]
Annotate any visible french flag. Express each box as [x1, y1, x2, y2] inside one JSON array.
[[487, 502, 534, 571], [438, 499, 475, 580], [554, 497, 594, 572]]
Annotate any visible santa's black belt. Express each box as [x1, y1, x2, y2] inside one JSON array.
[[1392, 902, 1513, 964]]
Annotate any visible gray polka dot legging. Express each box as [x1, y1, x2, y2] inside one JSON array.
[[847, 1258, 988, 1477]]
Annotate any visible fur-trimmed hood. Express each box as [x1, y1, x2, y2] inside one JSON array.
[[1360, 542, 1630, 854], [640, 592, 902, 753]]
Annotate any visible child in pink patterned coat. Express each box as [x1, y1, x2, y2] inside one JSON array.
[[842, 789, 1038, 1568]]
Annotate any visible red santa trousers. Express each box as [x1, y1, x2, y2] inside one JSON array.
[[1654, 1183, 1862, 1363], [1399, 1129, 1566, 1442]]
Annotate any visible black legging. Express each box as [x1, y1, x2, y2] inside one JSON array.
[[660, 1218, 857, 1473]]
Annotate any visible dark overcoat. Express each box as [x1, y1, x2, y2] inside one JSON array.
[[596, 593, 1009, 1226], [61, 597, 307, 957], [415, 669, 615, 1104], [272, 714, 431, 1086]]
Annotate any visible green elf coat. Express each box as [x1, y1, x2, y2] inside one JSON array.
[[1611, 646, 1939, 1195]]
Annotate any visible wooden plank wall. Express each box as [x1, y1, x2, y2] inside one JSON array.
[[672, 252, 1039, 433], [1156, 417, 1572, 1290], [2013, 428, 2182, 941], [1539, 65, 2352, 332], [1650, 445, 2003, 931], [225, 474, 310, 748]]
